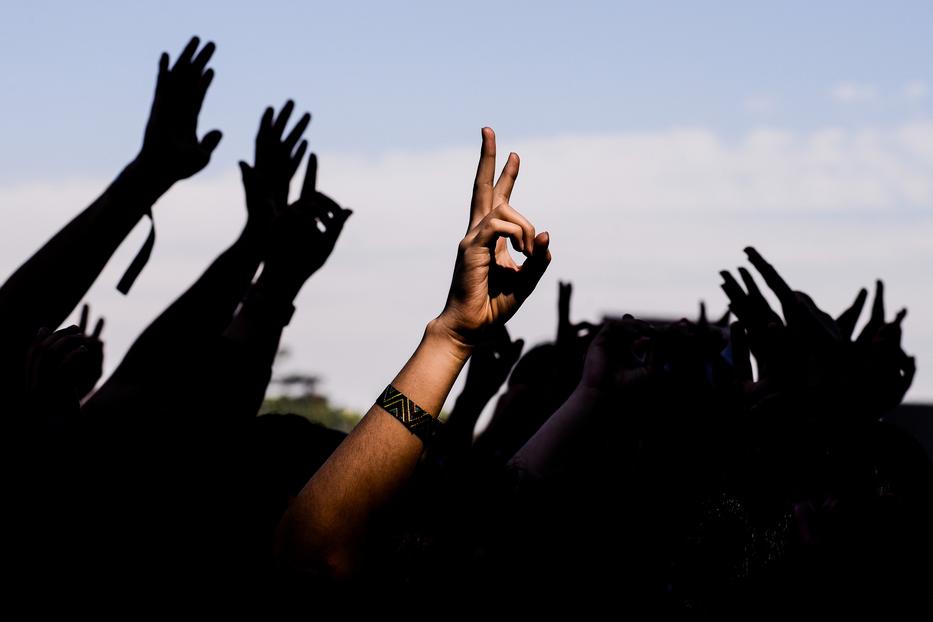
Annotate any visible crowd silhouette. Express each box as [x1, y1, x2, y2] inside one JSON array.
[[4, 37, 931, 613]]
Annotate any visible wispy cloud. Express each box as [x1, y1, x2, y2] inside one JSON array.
[[831, 81, 878, 104], [903, 79, 931, 102], [3, 122, 933, 411]]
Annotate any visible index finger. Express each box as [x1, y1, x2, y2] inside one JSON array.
[[79, 304, 89, 333], [300, 152, 318, 202], [92, 317, 105, 340], [469, 127, 496, 231], [744, 247, 796, 311]]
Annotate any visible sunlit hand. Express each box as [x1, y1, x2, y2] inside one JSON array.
[[436, 128, 551, 346], [137, 36, 223, 188]]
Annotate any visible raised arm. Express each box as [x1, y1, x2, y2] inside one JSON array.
[[222, 150, 352, 415], [441, 325, 524, 455], [0, 37, 220, 392], [84, 102, 310, 416], [275, 127, 552, 578]]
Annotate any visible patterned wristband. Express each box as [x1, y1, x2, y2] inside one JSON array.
[[375, 384, 440, 443]]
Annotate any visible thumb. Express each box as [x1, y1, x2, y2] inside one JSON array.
[[200, 129, 223, 154], [238, 160, 254, 187]]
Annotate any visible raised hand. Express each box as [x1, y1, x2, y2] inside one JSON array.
[[26, 305, 105, 417], [462, 325, 524, 402], [851, 281, 915, 410], [259, 152, 352, 299], [557, 280, 598, 347], [437, 128, 551, 344], [239, 100, 311, 233], [579, 318, 654, 395], [137, 36, 222, 188], [720, 248, 914, 414], [74, 303, 105, 399]]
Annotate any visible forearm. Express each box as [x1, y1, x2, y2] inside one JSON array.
[[0, 158, 165, 359], [275, 319, 472, 577], [224, 262, 310, 358], [106, 226, 263, 382], [508, 385, 605, 480]]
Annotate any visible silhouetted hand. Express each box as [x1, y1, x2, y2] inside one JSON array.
[[259, 152, 352, 298], [137, 36, 222, 188], [851, 281, 916, 411], [557, 280, 598, 347], [697, 301, 730, 329], [462, 325, 524, 403], [580, 318, 654, 395], [26, 306, 105, 417], [239, 100, 310, 233], [720, 248, 914, 414], [74, 303, 105, 398], [436, 128, 551, 345]]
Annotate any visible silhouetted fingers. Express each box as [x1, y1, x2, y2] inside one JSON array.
[[719, 271, 749, 319], [730, 321, 753, 383], [284, 112, 311, 151], [836, 287, 868, 339], [92, 317, 105, 340], [191, 40, 216, 75], [173, 37, 201, 71], [715, 309, 732, 327], [744, 247, 796, 312], [698, 301, 708, 326], [494, 152, 520, 202], [272, 100, 295, 139], [199, 129, 223, 154], [79, 304, 89, 334], [870, 279, 885, 327], [558, 281, 572, 323], [470, 127, 497, 231], [737, 267, 768, 309], [157, 52, 170, 80], [259, 106, 274, 135], [289, 140, 308, 178], [195, 68, 214, 115], [300, 152, 318, 201]]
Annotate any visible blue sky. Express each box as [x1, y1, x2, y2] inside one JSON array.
[[2, 1, 932, 181], [1, 2, 932, 412]]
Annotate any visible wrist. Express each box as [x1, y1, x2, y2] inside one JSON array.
[[124, 155, 175, 200], [255, 270, 301, 304], [424, 318, 474, 365]]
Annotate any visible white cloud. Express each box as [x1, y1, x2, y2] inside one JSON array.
[[2, 123, 933, 414], [831, 81, 878, 104], [903, 79, 931, 102]]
